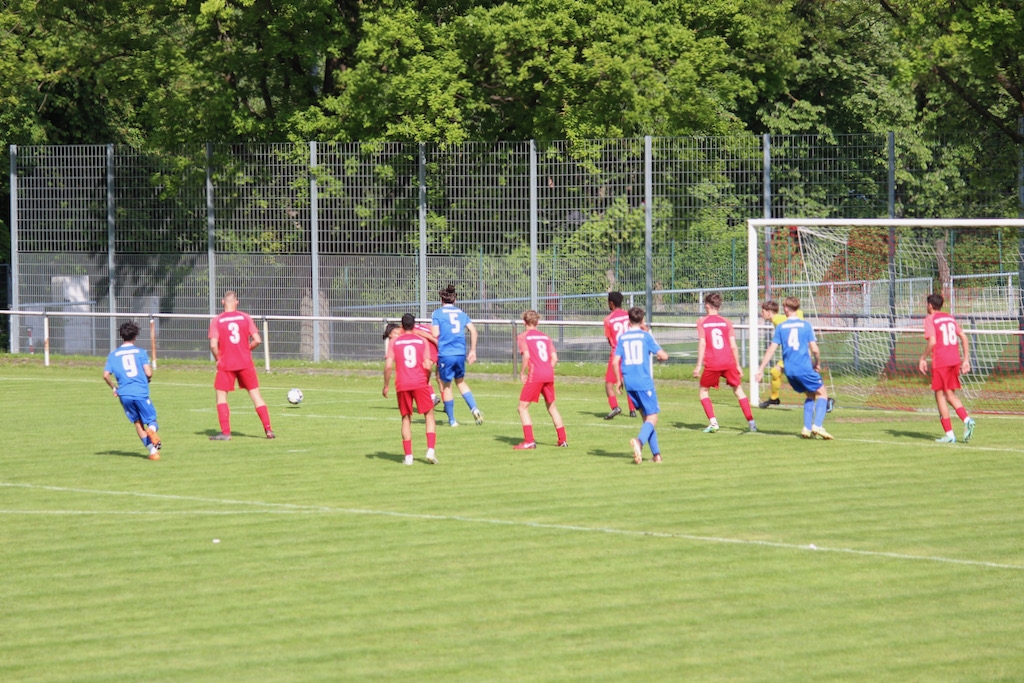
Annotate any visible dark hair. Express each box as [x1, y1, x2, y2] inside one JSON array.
[[927, 293, 944, 310], [119, 321, 140, 342], [783, 296, 801, 313], [401, 313, 416, 330], [704, 292, 722, 309], [439, 284, 457, 305], [382, 322, 400, 339], [628, 307, 645, 325], [608, 291, 623, 308], [761, 300, 779, 314]]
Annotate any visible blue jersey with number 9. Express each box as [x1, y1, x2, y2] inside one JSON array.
[[431, 304, 472, 357], [104, 345, 151, 399]]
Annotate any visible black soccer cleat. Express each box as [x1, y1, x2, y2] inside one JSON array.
[[826, 398, 836, 413], [604, 406, 622, 420], [628, 410, 637, 418], [758, 397, 781, 409]]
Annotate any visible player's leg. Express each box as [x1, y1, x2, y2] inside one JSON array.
[[946, 389, 975, 442], [137, 399, 162, 453], [604, 356, 623, 419], [810, 385, 833, 440], [424, 408, 437, 463], [400, 413, 414, 465], [413, 387, 437, 463], [934, 389, 956, 442], [437, 358, 459, 426], [728, 368, 756, 431], [760, 361, 784, 408], [698, 384, 719, 432], [211, 378, 233, 440], [514, 400, 536, 449], [246, 386, 274, 439], [543, 384, 567, 446], [455, 374, 483, 425]]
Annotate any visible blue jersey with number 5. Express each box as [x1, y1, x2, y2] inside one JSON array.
[[432, 304, 472, 357], [104, 344, 151, 399], [614, 329, 662, 391], [772, 319, 817, 377]]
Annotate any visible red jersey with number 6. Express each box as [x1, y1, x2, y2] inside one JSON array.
[[517, 329, 556, 383], [209, 311, 258, 371], [388, 333, 430, 391], [696, 314, 736, 370], [924, 312, 963, 368]]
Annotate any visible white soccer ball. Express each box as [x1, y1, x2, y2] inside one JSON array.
[[287, 388, 303, 405]]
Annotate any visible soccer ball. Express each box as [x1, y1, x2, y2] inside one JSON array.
[[287, 388, 303, 405]]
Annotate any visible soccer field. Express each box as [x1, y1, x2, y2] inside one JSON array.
[[2, 358, 1023, 681]]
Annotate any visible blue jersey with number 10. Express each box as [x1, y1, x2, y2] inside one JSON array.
[[431, 304, 472, 357], [772, 318, 817, 377], [104, 344, 151, 399], [614, 329, 662, 391]]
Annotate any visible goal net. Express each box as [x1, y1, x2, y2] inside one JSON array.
[[746, 218, 1024, 414]]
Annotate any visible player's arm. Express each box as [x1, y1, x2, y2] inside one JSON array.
[[613, 345, 624, 390], [382, 354, 394, 398], [466, 321, 478, 364], [755, 342, 780, 381], [729, 334, 742, 372], [808, 340, 822, 371], [102, 369, 118, 395], [519, 347, 531, 384], [918, 336, 936, 375], [957, 327, 971, 373], [248, 324, 262, 351], [143, 363, 153, 382], [209, 337, 220, 362], [655, 348, 669, 362], [692, 335, 706, 378], [412, 327, 438, 345]]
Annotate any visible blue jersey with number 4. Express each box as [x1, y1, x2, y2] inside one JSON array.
[[432, 304, 472, 357], [772, 318, 817, 378], [614, 329, 662, 391], [104, 344, 151, 399]]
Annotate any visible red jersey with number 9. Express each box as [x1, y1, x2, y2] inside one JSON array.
[[696, 314, 735, 370], [388, 333, 430, 391], [209, 311, 258, 371], [924, 312, 963, 368], [517, 330, 556, 383]]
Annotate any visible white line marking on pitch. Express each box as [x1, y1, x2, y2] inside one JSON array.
[[3, 481, 1021, 572]]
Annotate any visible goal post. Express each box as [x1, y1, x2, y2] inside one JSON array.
[[746, 218, 1024, 413]]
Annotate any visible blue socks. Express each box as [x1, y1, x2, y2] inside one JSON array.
[[444, 400, 455, 424], [803, 399, 814, 430], [814, 398, 828, 428], [647, 429, 660, 455], [638, 421, 655, 447], [462, 391, 478, 411]]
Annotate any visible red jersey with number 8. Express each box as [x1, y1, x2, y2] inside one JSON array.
[[924, 312, 963, 368], [517, 330, 556, 383], [209, 311, 258, 371]]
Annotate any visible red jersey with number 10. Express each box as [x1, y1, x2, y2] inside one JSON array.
[[924, 312, 963, 368], [209, 311, 258, 371], [696, 314, 736, 370], [517, 329, 556, 383], [388, 333, 430, 391]]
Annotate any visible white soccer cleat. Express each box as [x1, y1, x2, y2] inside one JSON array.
[[630, 437, 642, 464], [472, 408, 484, 425], [425, 449, 438, 464], [936, 434, 956, 444], [404, 455, 414, 466], [801, 427, 813, 439], [963, 418, 976, 443], [812, 426, 834, 440]]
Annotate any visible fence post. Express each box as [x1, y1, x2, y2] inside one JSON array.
[[887, 132, 897, 369], [206, 143, 217, 320], [530, 140, 538, 311], [419, 143, 428, 318], [107, 144, 117, 352], [310, 141, 321, 362], [9, 144, 18, 353], [762, 134, 772, 301], [1018, 117, 1024, 368], [644, 136, 653, 320]]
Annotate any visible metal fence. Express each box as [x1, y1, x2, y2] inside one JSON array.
[[8, 131, 1024, 358]]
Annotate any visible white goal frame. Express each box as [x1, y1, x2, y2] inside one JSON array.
[[745, 217, 1024, 405]]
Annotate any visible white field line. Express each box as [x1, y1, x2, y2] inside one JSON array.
[[3, 481, 1022, 572]]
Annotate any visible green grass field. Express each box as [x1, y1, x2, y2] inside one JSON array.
[[2, 356, 1024, 682]]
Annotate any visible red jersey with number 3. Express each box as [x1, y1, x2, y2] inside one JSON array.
[[388, 333, 430, 391], [697, 314, 736, 370], [924, 312, 963, 368], [604, 309, 630, 354], [518, 329, 556, 383], [209, 311, 258, 371]]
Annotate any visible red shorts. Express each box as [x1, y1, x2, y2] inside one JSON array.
[[520, 381, 556, 404], [397, 386, 433, 416], [700, 366, 742, 389], [931, 365, 962, 392], [215, 365, 260, 392], [605, 354, 623, 383]]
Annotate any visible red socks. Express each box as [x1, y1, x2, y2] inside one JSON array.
[[256, 405, 272, 431], [739, 397, 753, 421], [941, 417, 953, 433], [955, 406, 969, 422], [426, 432, 436, 449], [217, 403, 231, 435], [700, 398, 715, 420], [523, 425, 535, 443], [556, 426, 566, 443]]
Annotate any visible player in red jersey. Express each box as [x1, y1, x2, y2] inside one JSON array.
[[693, 292, 757, 433], [918, 293, 975, 443], [383, 321, 442, 406], [603, 291, 637, 419], [383, 313, 438, 465], [513, 310, 567, 449], [208, 290, 274, 440]]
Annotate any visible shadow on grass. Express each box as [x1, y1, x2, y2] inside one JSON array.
[[196, 430, 266, 440], [589, 448, 637, 463], [492, 434, 522, 446], [366, 451, 406, 464], [885, 429, 937, 440], [96, 450, 151, 459]]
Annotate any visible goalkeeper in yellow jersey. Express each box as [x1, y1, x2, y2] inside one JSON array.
[[758, 300, 802, 408]]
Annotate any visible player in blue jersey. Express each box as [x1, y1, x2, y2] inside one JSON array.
[[430, 284, 483, 427], [754, 296, 834, 440], [102, 321, 162, 460], [613, 307, 669, 464]]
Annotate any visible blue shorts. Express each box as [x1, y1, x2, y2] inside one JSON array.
[[120, 396, 158, 426], [437, 355, 467, 383], [787, 370, 823, 394], [626, 388, 660, 416]]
